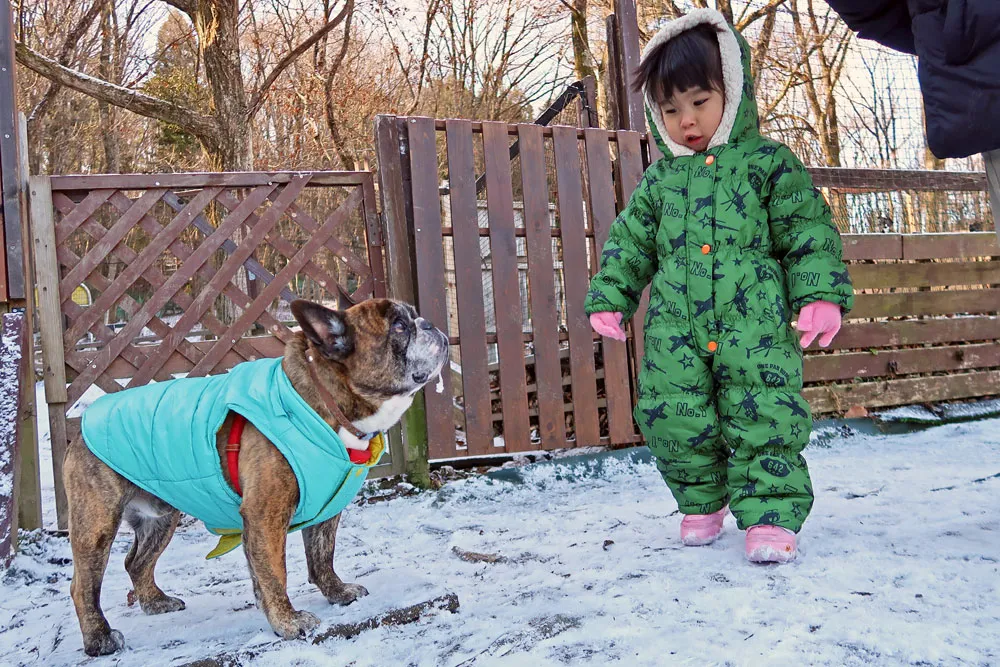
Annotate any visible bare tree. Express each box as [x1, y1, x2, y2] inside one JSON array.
[[17, 0, 355, 170]]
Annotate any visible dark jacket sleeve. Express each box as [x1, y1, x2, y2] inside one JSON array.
[[941, 0, 1000, 65], [825, 0, 916, 54]]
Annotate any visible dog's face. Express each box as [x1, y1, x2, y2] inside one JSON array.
[[291, 298, 449, 399]]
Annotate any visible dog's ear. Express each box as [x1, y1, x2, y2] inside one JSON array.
[[291, 300, 354, 361]]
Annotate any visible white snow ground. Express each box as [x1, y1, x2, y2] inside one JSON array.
[[1, 383, 998, 667]]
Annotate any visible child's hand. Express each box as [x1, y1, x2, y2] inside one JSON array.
[[795, 300, 842, 348], [590, 312, 627, 342]]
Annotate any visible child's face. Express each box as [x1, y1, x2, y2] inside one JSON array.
[[660, 86, 725, 153]]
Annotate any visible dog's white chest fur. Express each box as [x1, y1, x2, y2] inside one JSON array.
[[338, 395, 415, 450]]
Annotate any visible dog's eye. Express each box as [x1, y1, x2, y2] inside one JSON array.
[[392, 320, 407, 334]]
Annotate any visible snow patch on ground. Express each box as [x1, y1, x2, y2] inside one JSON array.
[[3, 385, 999, 666]]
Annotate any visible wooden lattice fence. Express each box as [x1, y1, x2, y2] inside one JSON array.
[[29, 171, 388, 529]]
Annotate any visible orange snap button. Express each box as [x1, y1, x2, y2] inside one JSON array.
[[707, 341, 718, 352], [705, 155, 715, 165], [701, 244, 711, 254]]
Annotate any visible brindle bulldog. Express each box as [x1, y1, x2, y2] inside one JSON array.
[[62, 298, 448, 656]]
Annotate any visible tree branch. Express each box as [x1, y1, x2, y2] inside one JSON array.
[[16, 41, 218, 139], [247, 0, 352, 118], [28, 0, 107, 126]]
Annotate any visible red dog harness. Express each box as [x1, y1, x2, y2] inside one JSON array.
[[226, 412, 371, 497]]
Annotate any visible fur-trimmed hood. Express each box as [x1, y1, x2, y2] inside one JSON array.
[[641, 9, 760, 158]]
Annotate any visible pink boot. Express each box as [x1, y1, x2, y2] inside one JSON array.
[[680, 506, 728, 546], [745, 525, 797, 563]]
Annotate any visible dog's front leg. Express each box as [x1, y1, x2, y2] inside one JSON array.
[[303, 515, 369, 605], [236, 426, 321, 639]]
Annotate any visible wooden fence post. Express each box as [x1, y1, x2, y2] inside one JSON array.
[[30, 175, 69, 529], [374, 115, 432, 488], [15, 113, 40, 532], [985, 150, 1000, 238], [1, 311, 25, 568]]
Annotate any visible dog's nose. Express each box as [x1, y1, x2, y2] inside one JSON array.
[[412, 372, 429, 384], [417, 318, 434, 331]]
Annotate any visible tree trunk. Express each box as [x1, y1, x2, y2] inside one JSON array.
[[195, 0, 252, 172], [570, 0, 595, 82], [98, 4, 120, 173]]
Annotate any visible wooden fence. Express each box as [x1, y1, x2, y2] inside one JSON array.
[[30, 171, 389, 529], [375, 114, 1000, 461]]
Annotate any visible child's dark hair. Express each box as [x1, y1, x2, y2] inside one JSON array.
[[634, 23, 724, 104]]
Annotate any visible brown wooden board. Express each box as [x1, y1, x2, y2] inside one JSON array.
[[804, 342, 1000, 382], [808, 168, 987, 192], [584, 128, 634, 444], [407, 118, 456, 459], [841, 234, 903, 260], [49, 171, 369, 190], [804, 370, 1000, 414], [831, 317, 1000, 349], [445, 120, 493, 455], [553, 125, 600, 446], [902, 233, 1000, 259], [848, 262, 1000, 289], [482, 121, 531, 453], [849, 289, 1000, 319], [518, 124, 566, 449], [616, 130, 647, 379]]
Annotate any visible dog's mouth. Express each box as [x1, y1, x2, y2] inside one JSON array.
[[412, 372, 429, 384]]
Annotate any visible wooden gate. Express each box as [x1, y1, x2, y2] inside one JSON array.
[[30, 171, 387, 529], [377, 116, 648, 460]]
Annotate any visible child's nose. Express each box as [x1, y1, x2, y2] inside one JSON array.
[[681, 115, 696, 129]]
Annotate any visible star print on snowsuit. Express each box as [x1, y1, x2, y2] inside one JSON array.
[[584, 10, 854, 533]]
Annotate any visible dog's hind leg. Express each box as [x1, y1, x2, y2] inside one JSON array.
[[123, 498, 185, 615], [64, 439, 129, 657], [303, 515, 369, 606]]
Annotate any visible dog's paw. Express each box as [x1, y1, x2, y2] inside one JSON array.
[[83, 629, 125, 656], [141, 594, 186, 615], [324, 582, 369, 606], [273, 610, 321, 640]]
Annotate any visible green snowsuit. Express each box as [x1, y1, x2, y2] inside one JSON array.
[[585, 10, 854, 532]]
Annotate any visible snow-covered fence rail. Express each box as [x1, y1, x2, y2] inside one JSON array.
[[1, 311, 26, 569]]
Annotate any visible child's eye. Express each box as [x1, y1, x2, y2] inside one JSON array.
[[664, 108, 678, 115], [694, 99, 708, 107]]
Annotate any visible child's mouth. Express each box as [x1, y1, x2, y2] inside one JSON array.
[[685, 135, 705, 149]]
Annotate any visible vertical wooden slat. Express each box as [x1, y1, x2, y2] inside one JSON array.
[[15, 112, 41, 532], [519, 124, 565, 449], [446, 120, 493, 456], [482, 121, 531, 453], [360, 174, 387, 299], [614, 0, 645, 133], [1, 312, 24, 566], [0, 0, 20, 301], [408, 117, 455, 459], [29, 176, 69, 528], [375, 115, 420, 477], [552, 126, 601, 446], [616, 131, 648, 379], [585, 128, 634, 445]]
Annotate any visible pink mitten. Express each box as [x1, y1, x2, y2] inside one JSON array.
[[796, 300, 842, 348], [589, 311, 626, 342]]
